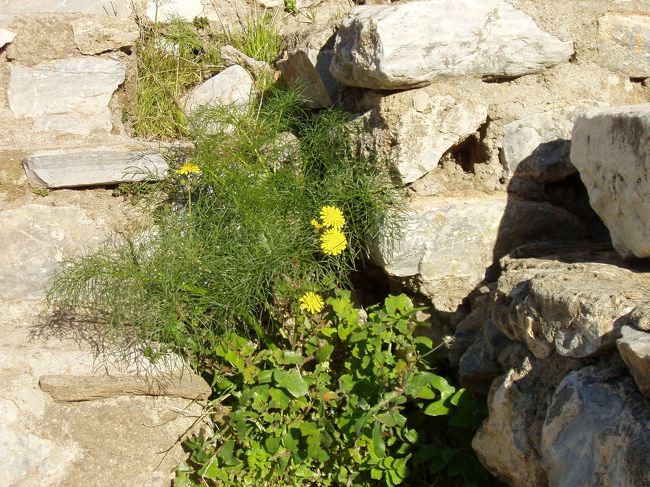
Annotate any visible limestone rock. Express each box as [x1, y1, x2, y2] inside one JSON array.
[[23, 150, 168, 189], [570, 103, 650, 258], [71, 15, 139, 55], [0, 0, 134, 17], [8, 57, 126, 134], [357, 87, 487, 184], [330, 0, 574, 90], [181, 65, 253, 116], [473, 352, 583, 487], [40, 373, 211, 401], [617, 325, 650, 398], [146, 0, 210, 22], [597, 12, 650, 78], [500, 106, 591, 177], [0, 27, 16, 48], [541, 363, 650, 487], [493, 252, 650, 359], [277, 27, 338, 108], [4, 15, 78, 64], [220, 45, 274, 80], [373, 195, 589, 312]]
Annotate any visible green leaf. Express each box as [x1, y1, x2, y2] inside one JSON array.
[[424, 399, 452, 416], [282, 429, 299, 453], [224, 350, 245, 371], [340, 374, 354, 393], [268, 388, 292, 410], [264, 436, 281, 455], [217, 439, 241, 467], [282, 350, 304, 365], [414, 336, 433, 349], [371, 468, 383, 480], [274, 370, 309, 398], [257, 369, 273, 384], [315, 344, 334, 362], [385, 294, 412, 315], [372, 421, 386, 458]]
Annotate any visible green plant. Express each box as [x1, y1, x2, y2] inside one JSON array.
[[47, 88, 401, 367], [223, 9, 284, 64], [284, 0, 298, 14], [174, 293, 490, 486]]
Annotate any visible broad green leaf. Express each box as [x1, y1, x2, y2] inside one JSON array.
[[414, 336, 433, 349], [274, 370, 309, 398], [371, 468, 383, 480], [372, 421, 386, 458], [264, 436, 281, 455], [282, 429, 299, 453], [269, 388, 292, 410], [316, 344, 334, 362], [385, 294, 412, 315], [424, 399, 452, 416], [257, 369, 273, 384], [340, 374, 354, 393], [217, 439, 241, 467]]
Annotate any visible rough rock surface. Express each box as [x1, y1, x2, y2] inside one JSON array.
[[570, 103, 650, 258], [71, 15, 139, 55], [181, 64, 253, 116], [473, 352, 584, 487], [597, 12, 650, 78], [374, 195, 590, 312], [277, 27, 338, 108], [357, 87, 487, 184], [541, 363, 650, 487], [493, 252, 650, 359], [331, 0, 573, 90], [617, 325, 650, 398], [220, 45, 274, 80], [0, 0, 135, 17], [8, 57, 126, 134], [23, 150, 168, 188]]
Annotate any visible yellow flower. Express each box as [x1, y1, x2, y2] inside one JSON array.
[[320, 206, 346, 230], [320, 228, 347, 256], [310, 219, 324, 230], [176, 162, 202, 176], [300, 291, 324, 314]]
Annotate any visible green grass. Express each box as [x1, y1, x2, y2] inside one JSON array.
[[48, 87, 403, 367]]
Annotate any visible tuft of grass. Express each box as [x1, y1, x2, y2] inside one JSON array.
[[47, 87, 403, 367], [222, 9, 284, 65]]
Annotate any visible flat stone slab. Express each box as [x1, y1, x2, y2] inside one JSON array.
[[40, 373, 211, 401], [0, 0, 133, 17], [8, 57, 126, 135], [71, 15, 139, 55], [23, 151, 168, 188], [571, 103, 650, 258]]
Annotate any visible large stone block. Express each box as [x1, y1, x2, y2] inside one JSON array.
[[617, 325, 650, 399], [570, 103, 650, 258], [330, 0, 573, 90], [71, 15, 139, 55], [357, 87, 487, 184], [493, 252, 650, 359], [597, 12, 650, 78], [373, 195, 589, 312], [181, 65, 253, 116], [8, 57, 126, 134]]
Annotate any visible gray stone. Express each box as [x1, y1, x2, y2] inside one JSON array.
[[277, 27, 338, 108], [597, 12, 650, 78], [40, 373, 211, 401], [0, 27, 16, 48], [330, 0, 574, 90], [8, 57, 126, 134], [617, 325, 650, 398], [570, 103, 650, 258], [23, 151, 168, 189], [71, 15, 139, 55], [373, 195, 589, 312], [500, 106, 591, 177], [357, 87, 487, 184], [0, 0, 135, 17], [473, 352, 583, 487], [220, 45, 274, 80], [181, 65, 253, 116], [145, 0, 210, 22], [541, 363, 650, 487], [493, 253, 650, 359]]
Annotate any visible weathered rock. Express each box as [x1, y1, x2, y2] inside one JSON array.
[[357, 87, 487, 184], [277, 27, 338, 108], [330, 0, 574, 90], [220, 45, 274, 80], [71, 15, 139, 55], [23, 150, 168, 188], [541, 363, 650, 487], [473, 352, 583, 487], [145, 0, 210, 22], [40, 373, 211, 401], [8, 57, 126, 134], [493, 252, 650, 359], [0, 0, 135, 17], [500, 106, 589, 177], [4, 15, 78, 64], [181, 65, 253, 116], [570, 103, 650, 258], [374, 195, 590, 312], [617, 325, 650, 398], [0, 27, 16, 48], [597, 12, 650, 78]]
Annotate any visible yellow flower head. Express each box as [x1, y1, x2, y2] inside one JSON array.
[[299, 291, 324, 314], [310, 219, 324, 231], [176, 162, 202, 176], [320, 228, 347, 256], [320, 206, 346, 230]]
